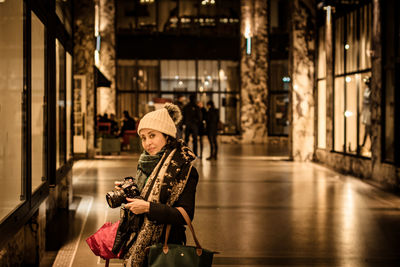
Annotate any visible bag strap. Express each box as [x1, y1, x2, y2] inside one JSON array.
[[163, 165, 203, 256], [163, 207, 203, 256]]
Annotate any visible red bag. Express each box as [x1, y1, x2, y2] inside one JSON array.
[[86, 221, 122, 266]]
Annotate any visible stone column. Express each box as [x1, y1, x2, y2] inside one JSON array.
[[98, 0, 116, 115], [240, 0, 269, 143], [74, 0, 96, 157], [325, 5, 334, 151], [290, 0, 316, 161]]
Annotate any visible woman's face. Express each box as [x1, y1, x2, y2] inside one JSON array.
[[139, 129, 167, 155]]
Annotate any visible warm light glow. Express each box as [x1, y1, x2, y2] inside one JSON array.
[[219, 69, 226, 80], [282, 77, 291, 82], [201, 0, 215, 5], [345, 44, 350, 50], [345, 76, 352, 83], [94, 50, 99, 67], [344, 110, 353, 117], [94, 3, 99, 37], [174, 75, 179, 80], [244, 24, 251, 39]]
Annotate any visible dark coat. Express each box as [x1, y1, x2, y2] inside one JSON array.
[[206, 107, 219, 135], [183, 102, 202, 127], [147, 166, 199, 245]]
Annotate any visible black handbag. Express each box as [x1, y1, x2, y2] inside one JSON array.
[[146, 207, 216, 267]]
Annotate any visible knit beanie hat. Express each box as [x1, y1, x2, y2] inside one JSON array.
[[137, 103, 182, 138]]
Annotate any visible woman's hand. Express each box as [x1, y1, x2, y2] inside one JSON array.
[[125, 198, 150, 214]]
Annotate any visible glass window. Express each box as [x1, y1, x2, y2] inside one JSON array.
[[161, 60, 196, 92], [56, 40, 66, 169], [66, 52, 72, 160], [137, 2, 157, 32], [317, 80, 326, 149], [56, 0, 72, 34], [359, 4, 372, 70], [382, 1, 395, 162], [268, 93, 289, 136], [197, 60, 218, 92], [317, 26, 326, 79], [219, 61, 239, 93], [220, 93, 240, 134], [333, 4, 372, 157], [345, 75, 357, 154], [335, 17, 345, 75], [346, 11, 358, 73], [270, 60, 289, 91], [158, 0, 178, 32], [0, 0, 23, 220], [31, 12, 46, 192], [334, 77, 345, 152]]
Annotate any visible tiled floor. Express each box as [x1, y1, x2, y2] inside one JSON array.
[[51, 143, 400, 266]]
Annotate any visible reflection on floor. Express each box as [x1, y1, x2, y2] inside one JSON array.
[[49, 143, 400, 267]]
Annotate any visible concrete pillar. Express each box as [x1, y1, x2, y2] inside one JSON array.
[[290, 0, 316, 161], [240, 0, 269, 143], [74, 0, 96, 157], [98, 0, 116, 115]]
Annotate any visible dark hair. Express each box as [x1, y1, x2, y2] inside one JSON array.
[[189, 94, 196, 103], [207, 100, 215, 108], [162, 134, 178, 150]]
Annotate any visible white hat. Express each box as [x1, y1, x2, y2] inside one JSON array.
[[137, 103, 182, 138]]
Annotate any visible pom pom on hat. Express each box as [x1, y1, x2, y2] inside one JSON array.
[[137, 103, 182, 138], [164, 103, 182, 125]]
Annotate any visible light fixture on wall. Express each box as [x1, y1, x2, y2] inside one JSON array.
[[140, 0, 154, 4], [201, 0, 215, 6], [245, 24, 252, 55]]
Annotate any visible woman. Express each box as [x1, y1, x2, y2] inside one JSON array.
[[120, 103, 198, 267]]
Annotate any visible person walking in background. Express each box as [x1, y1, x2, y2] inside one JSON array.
[[119, 110, 136, 137], [182, 94, 202, 156], [109, 113, 119, 136], [197, 101, 207, 159], [206, 100, 219, 160], [174, 94, 186, 139]]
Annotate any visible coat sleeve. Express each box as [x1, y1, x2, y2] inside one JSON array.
[[147, 167, 199, 225]]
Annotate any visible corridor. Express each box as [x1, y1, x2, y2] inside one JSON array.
[[52, 144, 400, 267]]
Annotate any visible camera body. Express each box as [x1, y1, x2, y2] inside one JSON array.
[[106, 177, 140, 208]]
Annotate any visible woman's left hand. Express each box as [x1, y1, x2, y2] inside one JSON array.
[[125, 198, 150, 214]]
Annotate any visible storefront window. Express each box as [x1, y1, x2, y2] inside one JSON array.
[[334, 77, 345, 152], [31, 12, 46, 192], [334, 17, 345, 75], [333, 3, 372, 156], [0, 0, 23, 220], [345, 75, 357, 154], [56, 40, 66, 168], [197, 60, 218, 92], [118, 59, 240, 134], [317, 80, 326, 149], [317, 25, 326, 149], [66, 52, 72, 160], [382, 0, 396, 163], [56, 0, 72, 34], [161, 60, 195, 92]]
